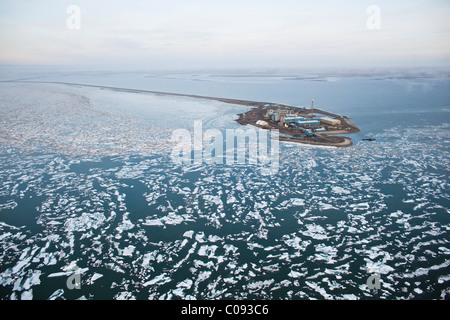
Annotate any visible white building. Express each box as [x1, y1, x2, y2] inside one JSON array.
[[319, 117, 341, 126]]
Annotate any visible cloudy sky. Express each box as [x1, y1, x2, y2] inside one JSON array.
[[0, 0, 449, 69]]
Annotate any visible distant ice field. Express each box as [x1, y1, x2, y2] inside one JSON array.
[[0, 82, 247, 156]]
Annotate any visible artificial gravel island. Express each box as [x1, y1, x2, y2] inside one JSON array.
[[237, 102, 360, 147]]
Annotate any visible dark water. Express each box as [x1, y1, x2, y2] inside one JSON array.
[[0, 70, 449, 300]]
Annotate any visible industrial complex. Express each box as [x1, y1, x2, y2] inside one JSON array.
[[237, 100, 360, 147]]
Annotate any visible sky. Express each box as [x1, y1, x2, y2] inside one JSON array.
[[0, 0, 449, 69]]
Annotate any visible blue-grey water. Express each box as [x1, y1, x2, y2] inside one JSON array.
[[0, 68, 449, 300]]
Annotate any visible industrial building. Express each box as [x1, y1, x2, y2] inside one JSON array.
[[319, 117, 341, 126], [284, 116, 308, 123], [264, 105, 349, 138], [270, 113, 281, 122], [295, 119, 320, 126], [256, 120, 269, 127]]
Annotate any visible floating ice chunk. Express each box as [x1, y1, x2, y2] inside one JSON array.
[[314, 244, 338, 264], [47, 271, 74, 278], [402, 260, 450, 279], [91, 273, 103, 283], [62, 261, 78, 272], [114, 190, 125, 202], [247, 279, 275, 292], [178, 238, 189, 250], [114, 292, 136, 300], [316, 244, 337, 255], [21, 289, 33, 300], [23, 270, 41, 290], [48, 267, 88, 278], [288, 270, 304, 278], [331, 186, 351, 195], [305, 281, 333, 299], [224, 244, 238, 254], [254, 201, 268, 209], [142, 274, 171, 287], [195, 271, 212, 287], [13, 278, 23, 291], [347, 227, 358, 234], [142, 251, 158, 269], [247, 242, 264, 250], [47, 221, 62, 226], [105, 263, 125, 274], [120, 245, 135, 257], [206, 277, 227, 298], [12, 252, 33, 274], [318, 202, 337, 211], [177, 279, 193, 289], [303, 159, 318, 169], [365, 261, 394, 275], [115, 212, 134, 232], [203, 194, 223, 206], [291, 198, 305, 206], [208, 235, 222, 242], [143, 213, 185, 227], [283, 236, 311, 252], [172, 287, 186, 298], [0, 221, 20, 230], [262, 264, 280, 272], [227, 196, 238, 204], [198, 245, 218, 258], [349, 202, 370, 211], [246, 211, 261, 220], [264, 245, 281, 251], [115, 167, 145, 179], [48, 289, 64, 300], [235, 182, 245, 192], [358, 175, 373, 182], [401, 159, 422, 168], [195, 232, 206, 243], [414, 288, 423, 294], [142, 218, 164, 227], [438, 274, 450, 284], [162, 213, 184, 225], [65, 212, 106, 232], [0, 232, 12, 242], [301, 224, 328, 240], [223, 277, 238, 284], [183, 230, 194, 239], [0, 200, 18, 211], [389, 210, 403, 218]]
